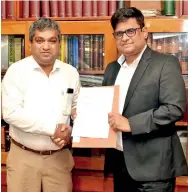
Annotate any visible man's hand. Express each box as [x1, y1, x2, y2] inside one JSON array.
[[108, 112, 131, 132], [51, 124, 72, 148]]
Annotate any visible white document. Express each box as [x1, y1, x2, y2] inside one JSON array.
[[72, 87, 114, 138]]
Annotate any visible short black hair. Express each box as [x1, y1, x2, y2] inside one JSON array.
[[110, 7, 145, 30]]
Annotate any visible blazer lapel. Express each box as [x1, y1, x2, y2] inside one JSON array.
[[123, 47, 152, 113]]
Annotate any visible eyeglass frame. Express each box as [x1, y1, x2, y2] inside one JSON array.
[[112, 27, 142, 39]]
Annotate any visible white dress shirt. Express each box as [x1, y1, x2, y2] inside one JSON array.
[[2, 56, 80, 150], [115, 45, 147, 114]]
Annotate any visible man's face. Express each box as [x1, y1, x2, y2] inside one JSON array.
[[114, 18, 148, 56], [30, 29, 60, 66]]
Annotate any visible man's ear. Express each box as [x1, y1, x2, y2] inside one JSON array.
[[142, 27, 148, 39]]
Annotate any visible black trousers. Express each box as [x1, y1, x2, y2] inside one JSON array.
[[112, 151, 176, 192]]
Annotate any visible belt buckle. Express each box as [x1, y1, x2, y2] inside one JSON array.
[[40, 151, 43, 155]]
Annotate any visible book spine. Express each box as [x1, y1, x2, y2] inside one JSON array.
[[21, 37, 25, 59], [92, 0, 98, 17], [109, 0, 117, 16], [117, 0, 125, 9], [83, 0, 92, 17], [6, 1, 15, 19], [61, 36, 65, 62], [64, 35, 68, 63], [22, 0, 29, 18], [58, 0, 65, 17], [8, 36, 15, 66], [1, 0, 6, 19], [30, 1, 40, 18], [164, 0, 175, 16], [147, 34, 152, 49], [14, 37, 22, 62], [90, 35, 94, 70], [41, 1, 50, 17], [93, 35, 100, 70], [65, 0, 73, 17], [98, 1, 108, 16], [50, 1, 58, 17], [79, 35, 84, 71], [74, 36, 79, 69], [183, 0, 188, 15], [72, 0, 82, 17], [99, 35, 104, 70], [1, 35, 9, 70], [151, 39, 157, 51], [83, 35, 91, 70]]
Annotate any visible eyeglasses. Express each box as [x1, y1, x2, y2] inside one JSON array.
[[113, 28, 141, 39]]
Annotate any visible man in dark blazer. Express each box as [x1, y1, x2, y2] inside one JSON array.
[[103, 7, 188, 192]]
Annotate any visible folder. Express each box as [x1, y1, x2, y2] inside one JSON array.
[[72, 85, 123, 151]]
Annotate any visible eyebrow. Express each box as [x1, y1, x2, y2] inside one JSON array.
[[35, 37, 58, 40]]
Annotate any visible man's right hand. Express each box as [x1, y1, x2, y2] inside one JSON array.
[[51, 124, 72, 148]]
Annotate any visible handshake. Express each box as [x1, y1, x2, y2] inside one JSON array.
[[51, 108, 77, 148]]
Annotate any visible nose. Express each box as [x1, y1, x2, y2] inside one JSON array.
[[121, 32, 129, 41], [42, 41, 50, 50]]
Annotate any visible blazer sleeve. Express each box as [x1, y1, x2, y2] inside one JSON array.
[[128, 55, 187, 135]]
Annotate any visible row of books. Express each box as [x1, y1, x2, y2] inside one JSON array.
[[147, 33, 188, 72], [60, 35, 104, 71], [1, 35, 25, 70], [163, 0, 188, 16], [1, 0, 125, 19]]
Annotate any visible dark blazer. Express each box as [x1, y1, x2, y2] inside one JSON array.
[[103, 47, 188, 181]]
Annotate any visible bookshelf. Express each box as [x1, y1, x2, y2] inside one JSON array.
[[1, 1, 188, 192]]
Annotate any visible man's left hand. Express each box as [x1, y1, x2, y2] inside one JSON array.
[[108, 112, 131, 132]]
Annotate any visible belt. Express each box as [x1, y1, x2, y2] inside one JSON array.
[[11, 139, 62, 155]]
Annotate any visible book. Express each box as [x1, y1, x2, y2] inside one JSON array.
[[41, 1, 50, 17], [1, 35, 9, 70], [1, 0, 6, 19], [58, 0, 65, 17], [83, 0, 92, 17], [30, 0, 40, 18], [72, 0, 82, 17], [22, 0, 29, 18], [50, 1, 58, 17], [8, 35, 15, 66]]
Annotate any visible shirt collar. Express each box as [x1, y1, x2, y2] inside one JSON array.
[[117, 45, 147, 67], [30, 55, 61, 71]]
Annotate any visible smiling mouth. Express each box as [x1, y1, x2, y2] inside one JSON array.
[[41, 52, 51, 56], [122, 44, 132, 46]]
